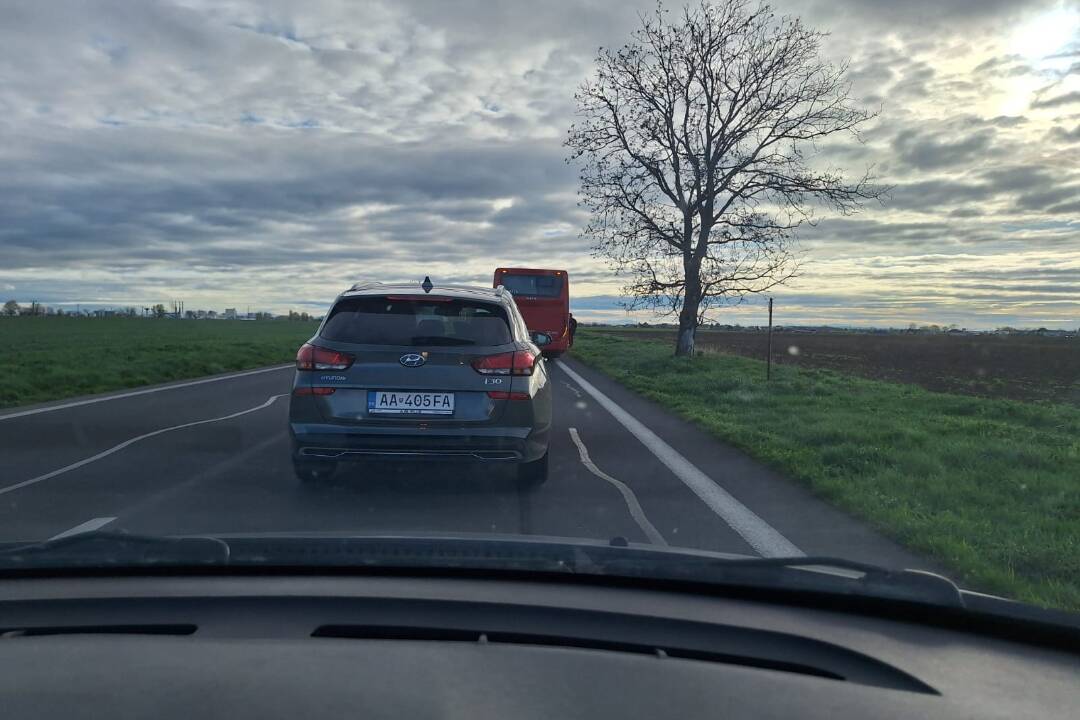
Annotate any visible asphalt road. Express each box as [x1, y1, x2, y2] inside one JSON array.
[[0, 358, 933, 571]]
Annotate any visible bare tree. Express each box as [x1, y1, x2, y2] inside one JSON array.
[[2, 300, 19, 317], [567, 0, 883, 356]]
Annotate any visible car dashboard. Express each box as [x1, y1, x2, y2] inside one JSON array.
[[0, 573, 1076, 719]]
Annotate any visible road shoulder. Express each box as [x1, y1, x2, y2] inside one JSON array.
[[557, 356, 942, 573]]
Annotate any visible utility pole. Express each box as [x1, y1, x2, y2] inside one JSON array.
[[766, 297, 774, 381]]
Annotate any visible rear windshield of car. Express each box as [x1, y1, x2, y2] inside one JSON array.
[[500, 274, 563, 298], [320, 296, 513, 346]]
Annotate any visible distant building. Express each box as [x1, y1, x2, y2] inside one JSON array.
[[224, 308, 237, 319]]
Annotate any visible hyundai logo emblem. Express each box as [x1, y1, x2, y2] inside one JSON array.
[[399, 353, 426, 367]]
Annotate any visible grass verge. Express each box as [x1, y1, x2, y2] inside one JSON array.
[[0, 317, 318, 409], [571, 330, 1080, 612]]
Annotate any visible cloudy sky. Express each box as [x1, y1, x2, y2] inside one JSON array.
[[2, 0, 1079, 328]]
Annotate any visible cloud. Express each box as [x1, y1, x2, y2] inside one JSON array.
[[1, 0, 1079, 329], [977, 165, 1056, 192], [885, 179, 997, 210], [1047, 123, 1080, 145], [1032, 91, 1080, 109], [804, 0, 1058, 27], [0, 123, 580, 269], [892, 128, 997, 171], [1045, 199, 1080, 214], [973, 54, 1035, 77], [1015, 185, 1080, 211]]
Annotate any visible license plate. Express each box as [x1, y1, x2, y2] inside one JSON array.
[[367, 391, 455, 415]]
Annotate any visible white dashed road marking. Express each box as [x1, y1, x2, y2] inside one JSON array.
[[0, 394, 286, 497], [0, 365, 292, 422], [558, 361, 803, 558], [568, 428, 667, 546]]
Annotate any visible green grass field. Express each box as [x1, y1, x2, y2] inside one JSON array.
[[0, 317, 318, 409], [571, 330, 1080, 611]]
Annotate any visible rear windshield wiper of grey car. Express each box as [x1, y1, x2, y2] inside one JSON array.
[[409, 336, 477, 346]]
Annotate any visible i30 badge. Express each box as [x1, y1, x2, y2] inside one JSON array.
[[399, 353, 426, 367]]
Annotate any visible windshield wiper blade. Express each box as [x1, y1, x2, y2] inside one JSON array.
[[213, 536, 963, 608], [0, 531, 230, 569], [714, 555, 965, 608], [409, 336, 476, 346], [556, 543, 964, 607], [0, 532, 963, 608]]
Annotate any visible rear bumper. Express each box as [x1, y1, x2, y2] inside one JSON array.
[[290, 422, 549, 463]]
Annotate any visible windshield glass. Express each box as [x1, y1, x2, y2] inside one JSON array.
[[321, 297, 513, 346], [501, 275, 564, 298], [0, 0, 1077, 620]]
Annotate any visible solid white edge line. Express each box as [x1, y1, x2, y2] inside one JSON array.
[[49, 516, 117, 541], [558, 361, 803, 558], [0, 394, 286, 497], [0, 364, 293, 422], [568, 428, 668, 546]]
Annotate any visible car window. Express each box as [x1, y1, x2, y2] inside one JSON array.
[[500, 274, 563, 298], [518, 307, 530, 341], [320, 296, 513, 346]]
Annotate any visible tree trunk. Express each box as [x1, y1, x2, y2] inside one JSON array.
[[675, 275, 701, 357], [675, 308, 697, 357], [675, 220, 707, 358]]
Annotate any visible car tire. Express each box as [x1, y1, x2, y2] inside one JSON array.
[[294, 458, 337, 484], [517, 451, 548, 486], [542, 351, 563, 360]]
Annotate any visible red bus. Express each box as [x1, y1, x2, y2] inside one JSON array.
[[494, 267, 573, 357]]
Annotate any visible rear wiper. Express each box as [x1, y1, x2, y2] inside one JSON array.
[[0, 531, 230, 570], [409, 336, 477, 346]]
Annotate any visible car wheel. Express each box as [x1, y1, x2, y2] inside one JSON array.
[[294, 458, 337, 484], [542, 351, 563, 360], [517, 451, 548, 486]]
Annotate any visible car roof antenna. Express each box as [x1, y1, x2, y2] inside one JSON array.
[[421, 276, 433, 293]]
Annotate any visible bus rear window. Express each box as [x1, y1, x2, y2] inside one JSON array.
[[500, 274, 563, 298], [321, 296, 513, 346]]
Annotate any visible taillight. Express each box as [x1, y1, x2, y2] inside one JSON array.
[[487, 391, 530, 401], [296, 343, 354, 371], [293, 386, 336, 396], [471, 350, 536, 376]]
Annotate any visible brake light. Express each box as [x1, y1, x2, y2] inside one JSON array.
[[293, 386, 336, 396], [471, 350, 536, 376], [384, 295, 453, 302], [487, 391, 530, 401], [296, 343, 354, 371]]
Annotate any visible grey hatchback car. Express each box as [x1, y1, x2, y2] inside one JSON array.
[[289, 281, 553, 485]]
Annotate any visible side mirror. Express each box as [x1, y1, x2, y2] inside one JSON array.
[[531, 331, 552, 347]]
